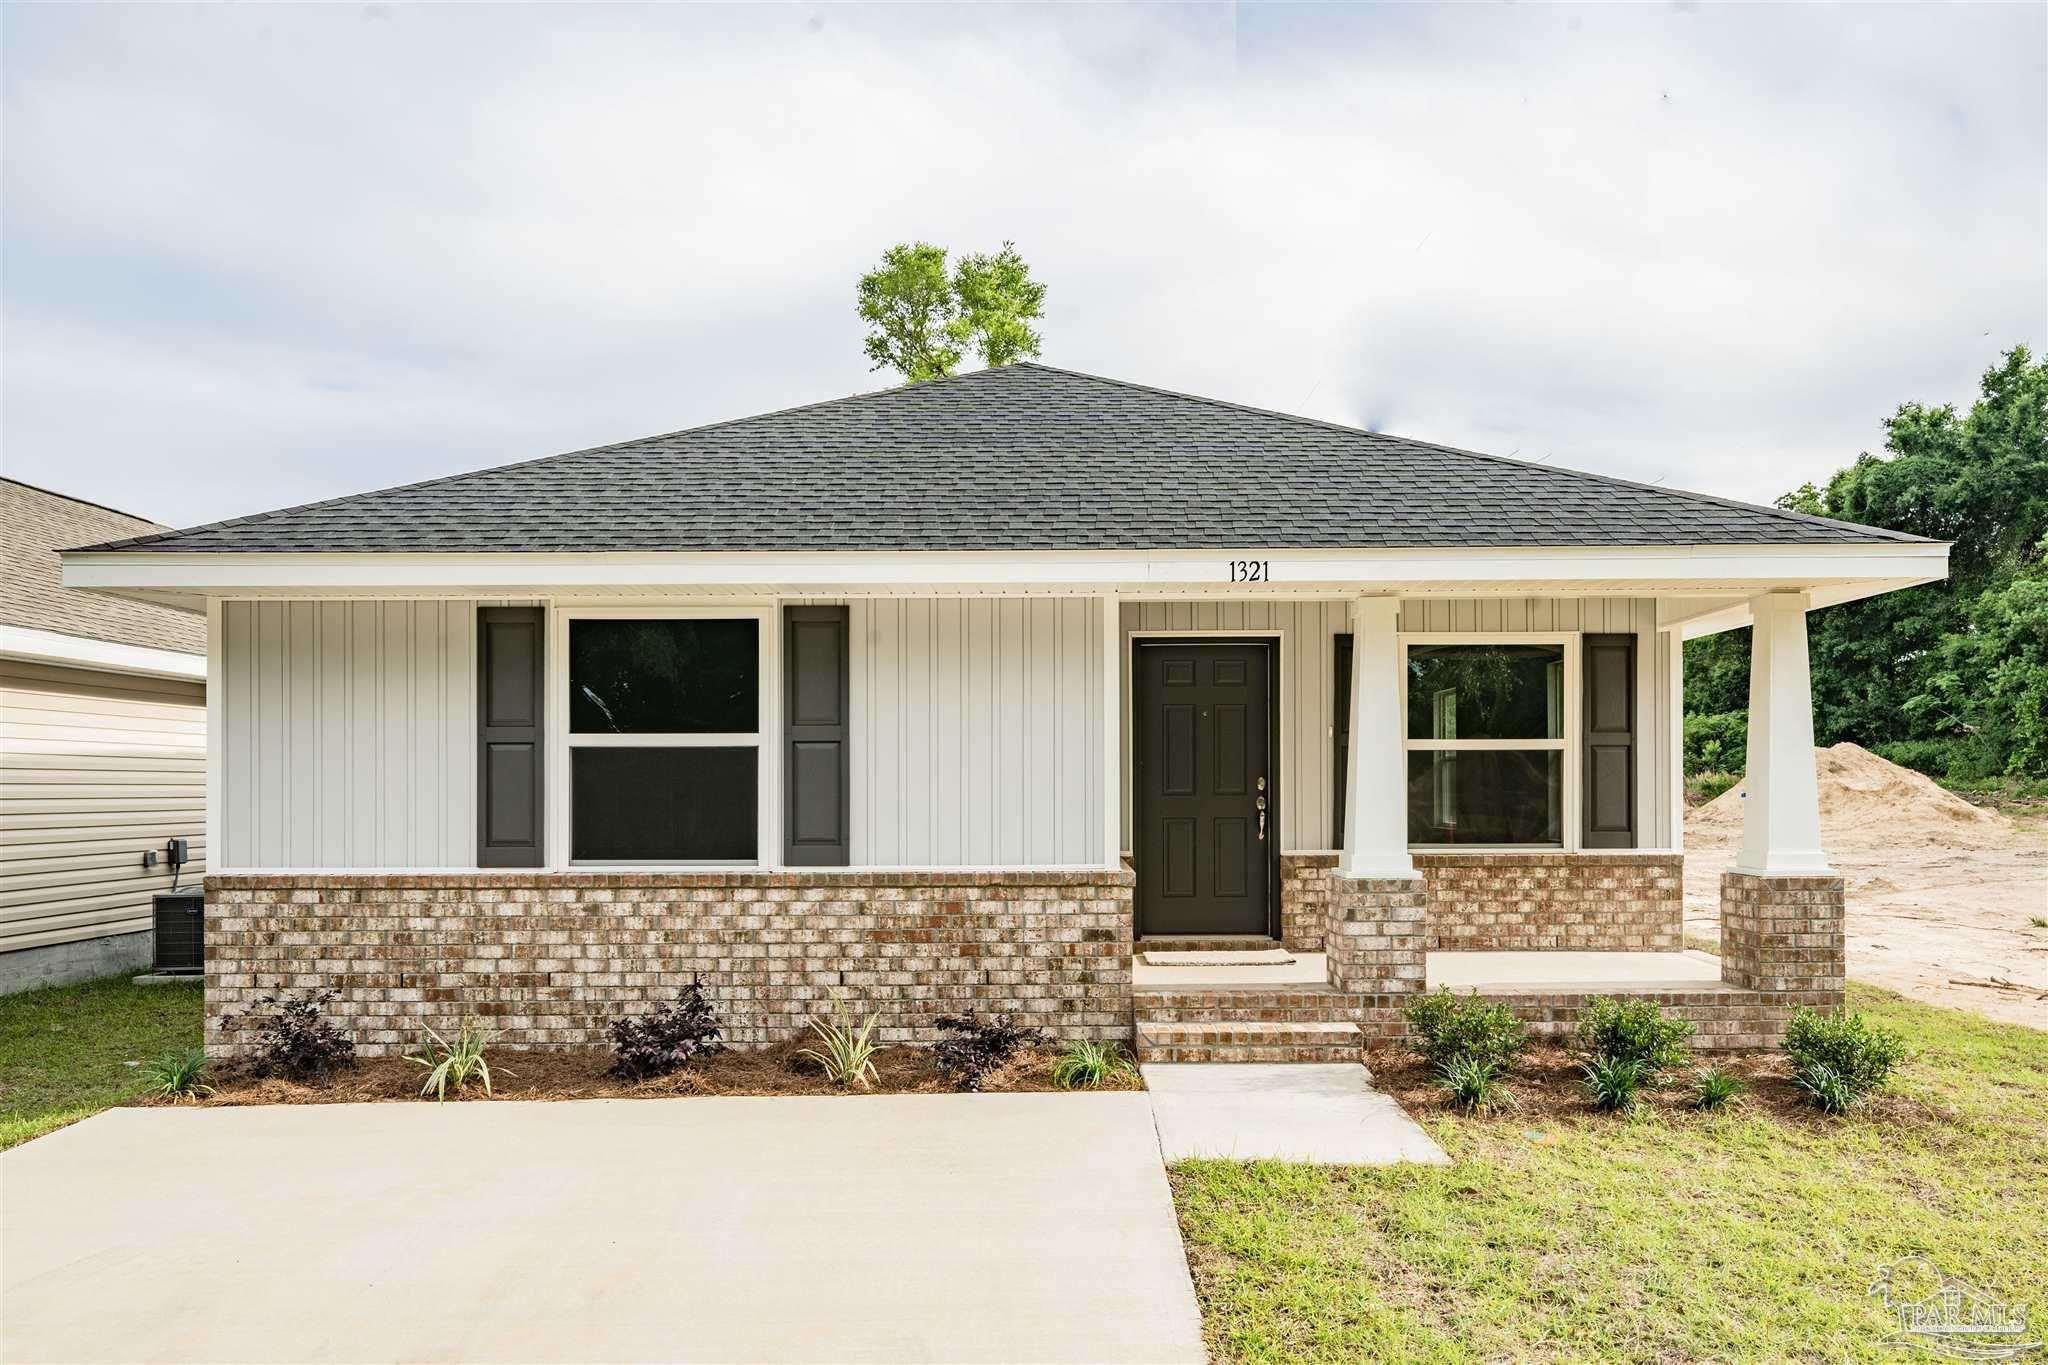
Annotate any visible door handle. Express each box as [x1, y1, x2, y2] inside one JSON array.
[[1256, 792, 1268, 841]]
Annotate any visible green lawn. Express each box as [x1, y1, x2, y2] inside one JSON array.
[[1173, 986, 2048, 1363], [0, 974, 203, 1149]]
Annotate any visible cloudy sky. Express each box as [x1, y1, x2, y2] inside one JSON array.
[[3, 3, 2042, 530]]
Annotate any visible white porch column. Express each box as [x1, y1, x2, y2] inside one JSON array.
[[1338, 596, 1416, 879], [1735, 591, 1832, 875]]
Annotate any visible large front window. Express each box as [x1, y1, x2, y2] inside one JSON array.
[[1404, 642, 1567, 845], [564, 614, 765, 863]]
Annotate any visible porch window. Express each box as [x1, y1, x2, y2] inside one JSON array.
[[1403, 643, 1566, 845], [564, 615, 765, 863]]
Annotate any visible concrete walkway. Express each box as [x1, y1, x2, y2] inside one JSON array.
[[1144, 1063, 1450, 1165], [1, 1095, 1205, 1364]]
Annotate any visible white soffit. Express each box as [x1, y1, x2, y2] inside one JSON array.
[[63, 542, 1949, 605]]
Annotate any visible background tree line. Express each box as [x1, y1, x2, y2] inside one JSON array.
[[1684, 345, 2047, 792]]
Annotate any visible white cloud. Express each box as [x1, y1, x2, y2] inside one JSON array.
[[2, 2, 2041, 526]]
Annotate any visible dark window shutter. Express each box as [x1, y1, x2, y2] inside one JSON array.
[[478, 607, 545, 867], [1581, 633, 1637, 849], [784, 606, 850, 866], [1332, 634, 1353, 848]]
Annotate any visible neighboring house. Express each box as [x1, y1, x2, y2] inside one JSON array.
[[2, 479, 207, 993], [62, 365, 1947, 1057]]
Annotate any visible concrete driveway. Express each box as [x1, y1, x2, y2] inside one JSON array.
[[0, 1095, 1204, 1364]]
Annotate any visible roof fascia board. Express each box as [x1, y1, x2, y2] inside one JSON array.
[[63, 543, 1951, 595], [0, 624, 208, 680]]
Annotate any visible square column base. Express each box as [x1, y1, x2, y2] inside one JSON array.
[[1719, 871, 1846, 999], [1326, 874, 1428, 996]]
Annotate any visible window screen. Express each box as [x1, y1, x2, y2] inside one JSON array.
[[571, 748, 758, 861]]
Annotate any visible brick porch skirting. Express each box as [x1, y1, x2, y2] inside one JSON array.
[[1326, 868, 1845, 1053], [204, 870, 1133, 1057], [1279, 851, 1683, 954]]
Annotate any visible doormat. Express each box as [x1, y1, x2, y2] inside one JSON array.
[[1141, 949, 1298, 967]]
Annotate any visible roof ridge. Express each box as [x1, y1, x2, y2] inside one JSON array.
[[75, 366, 1028, 553], [3, 476, 167, 531], [1005, 363, 1924, 544]]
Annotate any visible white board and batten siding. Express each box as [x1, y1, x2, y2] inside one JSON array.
[[1119, 597, 1680, 853], [0, 659, 206, 953], [211, 594, 1679, 871], [849, 598, 1104, 866], [216, 601, 475, 869]]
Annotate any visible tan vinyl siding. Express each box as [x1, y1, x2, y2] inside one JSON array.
[[851, 598, 1102, 866], [0, 660, 206, 953], [218, 601, 474, 869]]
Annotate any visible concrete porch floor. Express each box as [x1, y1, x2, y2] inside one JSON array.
[[1133, 949, 1728, 992], [1428, 949, 1728, 993]]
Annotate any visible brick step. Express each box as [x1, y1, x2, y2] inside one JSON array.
[[1133, 984, 1354, 1025], [1135, 1019, 1363, 1064]]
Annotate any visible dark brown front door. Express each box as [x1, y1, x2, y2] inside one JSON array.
[[1134, 641, 1274, 937]]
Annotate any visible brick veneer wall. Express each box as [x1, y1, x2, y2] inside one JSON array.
[[1412, 851, 1683, 951], [1279, 852, 1683, 953], [204, 870, 1133, 1056], [1279, 856, 1335, 951]]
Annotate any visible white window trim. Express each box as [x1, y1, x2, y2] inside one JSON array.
[[546, 604, 782, 870], [1399, 632, 1580, 852]]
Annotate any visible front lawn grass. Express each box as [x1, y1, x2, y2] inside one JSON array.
[[0, 974, 203, 1149], [1172, 986, 2048, 1363]]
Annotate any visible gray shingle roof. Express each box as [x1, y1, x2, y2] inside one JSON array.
[[79, 364, 1921, 554], [2, 479, 207, 652]]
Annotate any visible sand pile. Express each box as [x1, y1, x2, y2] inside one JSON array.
[[1690, 742, 2013, 850]]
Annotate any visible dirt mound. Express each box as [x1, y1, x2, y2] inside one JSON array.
[[1690, 742, 2013, 850]]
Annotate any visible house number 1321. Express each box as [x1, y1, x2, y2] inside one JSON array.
[[1228, 560, 1271, 582]]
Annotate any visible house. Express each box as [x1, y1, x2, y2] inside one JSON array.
[[2, 479, 207, 993], [61, 365, 1947, 1057]]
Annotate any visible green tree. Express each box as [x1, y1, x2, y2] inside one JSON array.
[[857, 243, 961, 384], [1906, 551, 2048, 778], [1684, 345, 2048, 781], [857, 240, 1047, 383], [949, 241, 1045, 368]]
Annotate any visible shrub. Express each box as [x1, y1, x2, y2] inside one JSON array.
[[1793, 1062, 1858, 1115], [1402, 989, 1527, 1073], [1051, 1040, 1137, 1090], [1783, 1006, 1906, 1112], [1871, 738, 1959, 781], [407, 1017, 504, 1102], [797, 996, 881, 1090], [141, 1047, 214, 1101], [608, 978, 725, 1081], [933, 1012, 1046, 1092], [1692, 1066, 1745, 1111], [1682, 710, 1748, 778], [1575, 997, 1693, 1081], [1579, 1055, 1648, 1113], [223, 989, 357, 1082], [1685, 769, 1740, 806], [1436, 1055, 1510, 1113]]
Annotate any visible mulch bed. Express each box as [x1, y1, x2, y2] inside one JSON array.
[[134, 1038, 1144, 1109], [1365, 1042, 1931, 1129]]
